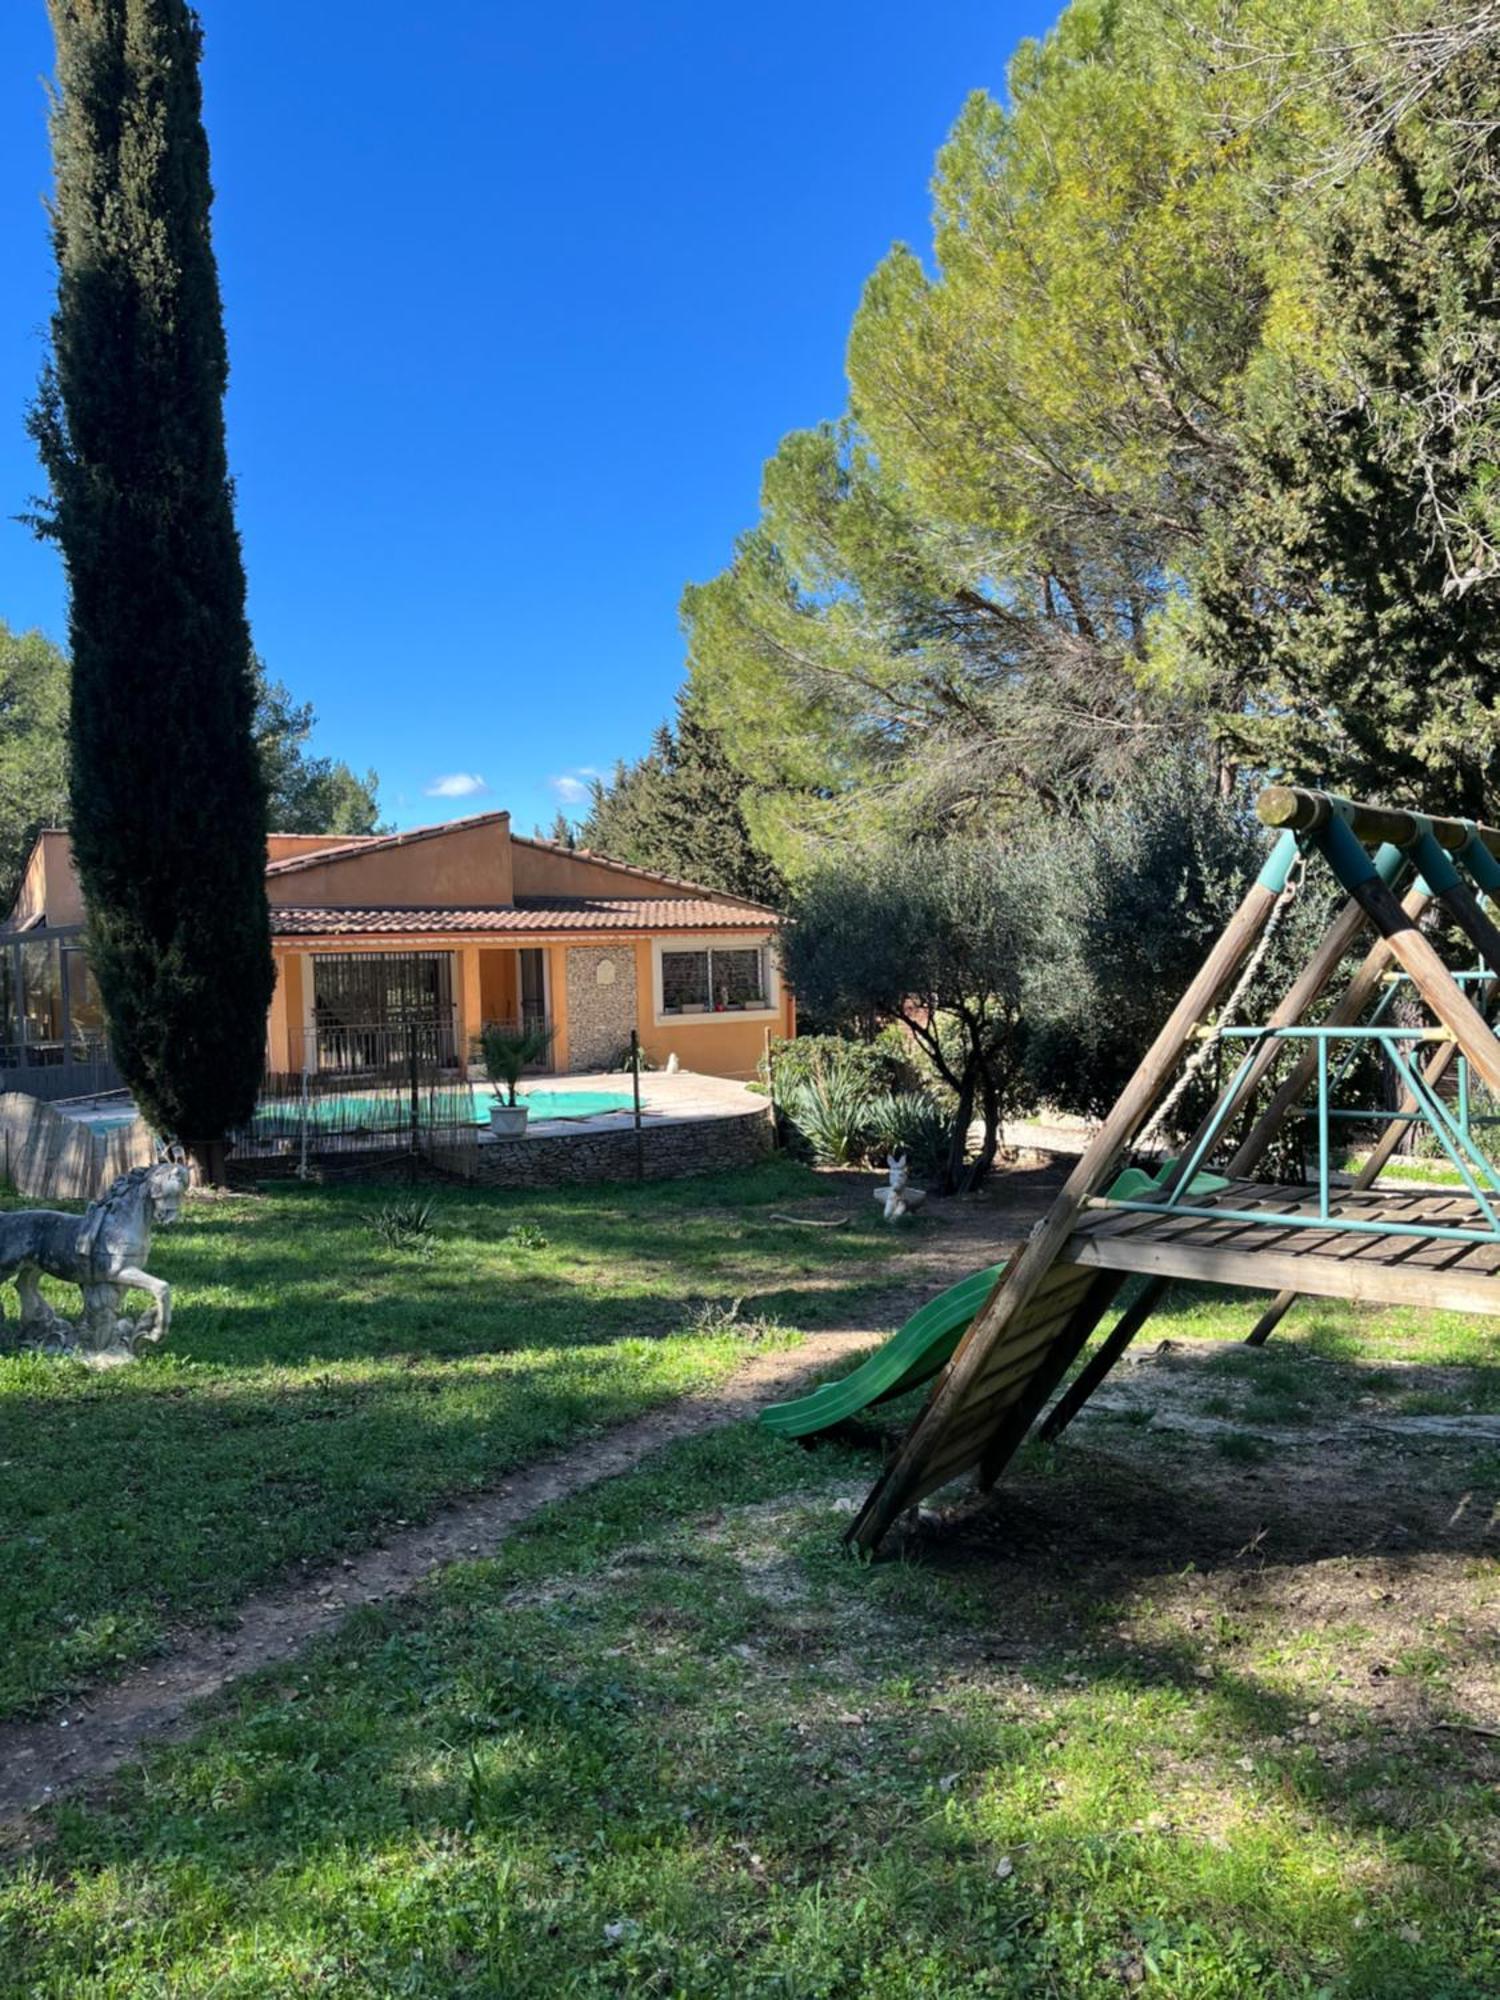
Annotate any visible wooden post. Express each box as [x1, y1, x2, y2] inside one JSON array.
[[1245, 825, 1500, 1346], [845, 832, 1300, 1553], [1035, 844, 1412, 1447], [1311, 814, 1500, 1097], [1258, 785, 1500, 863]]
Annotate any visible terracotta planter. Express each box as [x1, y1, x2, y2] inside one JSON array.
[[489, 1102, 529, 1138]]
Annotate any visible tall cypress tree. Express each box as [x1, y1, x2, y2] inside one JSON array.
[[31, 0, 273, 1181]]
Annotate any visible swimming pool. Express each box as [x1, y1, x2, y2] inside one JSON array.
[[249, 1085, 635, 1135]]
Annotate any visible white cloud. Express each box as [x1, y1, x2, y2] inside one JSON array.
[[549, 768, 603, 807], [424, 772, 488, 799]]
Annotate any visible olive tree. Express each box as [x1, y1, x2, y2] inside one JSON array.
[[782, 838, 1038, 1192]]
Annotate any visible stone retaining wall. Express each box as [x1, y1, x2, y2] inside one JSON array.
[[229, 1104, 774, 1190], [475, 1104, 773, 1188]]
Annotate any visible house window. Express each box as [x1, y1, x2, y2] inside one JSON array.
[[659, 943, 769, 1015], [20, 938, 63, 1062]]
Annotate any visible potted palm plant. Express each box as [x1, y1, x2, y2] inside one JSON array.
[[477, 1018, 554, 1136]]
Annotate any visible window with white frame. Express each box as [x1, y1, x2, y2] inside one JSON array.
[[658, 940, 771, 1015]]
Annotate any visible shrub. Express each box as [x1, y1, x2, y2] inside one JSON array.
[[863, 1090, 952, 1182], [782, 840, 1038, 1191], [784, 1055, 873, 1166], [365, 1198, 437, 1254], [762, 1031, 911, 1101]]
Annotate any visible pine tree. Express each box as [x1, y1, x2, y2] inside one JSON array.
[[31, 0, 273, 1181], [580, 691, 784, 905]]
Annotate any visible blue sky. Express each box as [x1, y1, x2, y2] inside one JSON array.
[[0, 2, 1052, 832]]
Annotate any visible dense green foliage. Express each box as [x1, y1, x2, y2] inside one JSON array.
[[1022, 760, 1268, 1120], [679, 0, 1500, 877], [783, 841, 1038, 1188], [779, 1046, 953, 1182], [1198, 39, 1500, 810], [31, 0, 272, 1173], [579, 688, 784, 904], [0, 623, 68, 910], [763, 1030, 912, 1100]]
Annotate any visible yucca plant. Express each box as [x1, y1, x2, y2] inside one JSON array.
[[787, 1059, 872, 1166], [863, 1090, 952, 1182]]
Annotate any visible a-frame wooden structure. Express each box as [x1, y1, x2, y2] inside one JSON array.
[[847, 786, 1500, 1554]]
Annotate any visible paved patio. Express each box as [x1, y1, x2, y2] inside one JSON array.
[[511, 1068, 766, 1139]]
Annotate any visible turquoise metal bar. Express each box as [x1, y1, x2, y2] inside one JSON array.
[[1460, 1056, 1472, 1145], [1410, 828, 1464, 898], [1383, 970, 1490, 985], [1160, 1040, 1265, 1209], [1384, 1039, 1500, 1218], [1317, 1037, 1330, 1220], [1099, 1012, 1500, 1247], [1297, 1107, 1500, 1124], [1327, 975, 1401, 1097], [1458, 824, 1500, 902], [1372, 841, 1407, 887], [1216, 1025, 1451, 1040]]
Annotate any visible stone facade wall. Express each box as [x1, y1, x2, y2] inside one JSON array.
[[565, 944, 638, 1072], [475, 1105, 773, 1188]]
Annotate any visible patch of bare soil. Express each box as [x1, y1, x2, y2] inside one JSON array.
[[894, 1338, 1500, 1767], [0, 1175, 1033, 1842]]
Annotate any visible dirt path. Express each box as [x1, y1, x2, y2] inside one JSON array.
[[0, 1182, 1035, 1839]]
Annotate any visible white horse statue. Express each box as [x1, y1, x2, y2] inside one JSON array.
[[875, 1151, 928, 1223], [0, 1159, 190, 1364]]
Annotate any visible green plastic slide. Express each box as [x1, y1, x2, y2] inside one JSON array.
[[759, 1155, 1231, 1442], [760, 1262, 1007, 1439]]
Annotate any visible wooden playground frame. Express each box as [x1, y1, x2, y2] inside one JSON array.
[[847, 785, 1500, 1553]]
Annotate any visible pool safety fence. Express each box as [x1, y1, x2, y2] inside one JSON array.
[[232, 1024, 481, 1179]]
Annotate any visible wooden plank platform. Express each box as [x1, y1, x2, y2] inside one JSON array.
[[1064, 1180, 1500, 1316]]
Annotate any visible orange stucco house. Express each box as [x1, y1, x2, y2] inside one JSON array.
[[2, 814, 793, 1093]]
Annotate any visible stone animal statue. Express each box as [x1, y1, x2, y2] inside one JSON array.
[[875, 1151, 927, 1223], [0, 1159, 190, 1364]]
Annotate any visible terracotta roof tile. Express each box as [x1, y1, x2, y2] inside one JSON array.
[[270, 898, 779, 939]]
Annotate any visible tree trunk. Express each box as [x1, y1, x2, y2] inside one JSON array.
[[965, 1075, 1001, 1191], [185, 1138, 227, 1188], [942, 1069, 976, 1194]]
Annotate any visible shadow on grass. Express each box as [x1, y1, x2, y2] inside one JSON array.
[[8, 1418, 1498, 1995]]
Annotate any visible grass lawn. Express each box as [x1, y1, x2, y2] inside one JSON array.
[[5, 1279, 1500, 1996], [6, 1178, 1500, 1995], [0, 1162, 907, 1721]]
